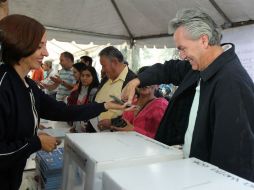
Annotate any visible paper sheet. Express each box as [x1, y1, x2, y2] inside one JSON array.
[[89, 117, 100, 132]]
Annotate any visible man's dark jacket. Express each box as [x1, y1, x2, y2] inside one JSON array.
[[138, 44, 254, 181]]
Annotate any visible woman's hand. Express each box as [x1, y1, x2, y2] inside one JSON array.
[[121, 78, 140, 105], [112, 119, 134, 132], [38, 133, 61, 152]]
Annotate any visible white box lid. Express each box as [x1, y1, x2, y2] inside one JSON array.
[[103, 158, 254, 190], [65, 132, 182, 163]]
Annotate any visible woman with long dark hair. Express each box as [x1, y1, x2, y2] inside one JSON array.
[[68, 66, 100, 132]]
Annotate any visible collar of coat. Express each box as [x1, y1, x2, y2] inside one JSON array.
[[200, 43, 236, 82]]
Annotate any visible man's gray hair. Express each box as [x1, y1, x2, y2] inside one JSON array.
[[99, 46, 124, 63], [169, 9, 221, 45], [44, 60, 53, 68]]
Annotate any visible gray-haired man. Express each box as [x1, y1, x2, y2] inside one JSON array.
[[122, 9, 254, 181]]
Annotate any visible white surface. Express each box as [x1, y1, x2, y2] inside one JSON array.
[[20, 170, 37, 190], [65, 132, 182, 163], [38, 120, 69, 146], [222, 24, 254, 81], [89, 117, 100, 132], [103, 158, 254, 190], [62, 132, 183, 190]]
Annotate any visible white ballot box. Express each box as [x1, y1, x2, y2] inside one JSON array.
[[62, 132, 183, 190], [103, 158, 254, 190]]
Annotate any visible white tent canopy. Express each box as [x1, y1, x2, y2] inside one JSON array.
[[9, 0, 254, 48]]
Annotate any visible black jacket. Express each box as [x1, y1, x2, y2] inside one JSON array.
[[0, 64, 106, 171], [138, 44, 254, 181]]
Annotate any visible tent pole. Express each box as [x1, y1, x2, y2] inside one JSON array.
[[209, 0, 232, 28], [45, 26, 130, 40], [110, 0, 134, 48]]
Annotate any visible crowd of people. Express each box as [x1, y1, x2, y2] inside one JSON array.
[[1, 1, 254, 189]]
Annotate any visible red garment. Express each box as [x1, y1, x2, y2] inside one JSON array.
[[31, 67, 44, 82], [122, 98, 168, 139]]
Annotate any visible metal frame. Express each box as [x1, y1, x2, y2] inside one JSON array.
[[46, 1, 254, 47], [134, 33, 172, 40], [209, 0, 232, 28], [110, 0, 134, 46], [45, 26, 130, 40]]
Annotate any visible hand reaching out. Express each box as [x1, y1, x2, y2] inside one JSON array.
[[38, 133, 61, 152], [121, 78, 140, 105]]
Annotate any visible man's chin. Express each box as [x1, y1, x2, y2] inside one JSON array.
[[191, 65, 198, 71]]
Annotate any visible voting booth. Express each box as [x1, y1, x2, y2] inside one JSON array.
[[103, 158, 254, 190], [62, 132, 183, 190]]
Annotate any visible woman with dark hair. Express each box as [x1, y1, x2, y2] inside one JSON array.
[[68, 66, 100, 132], [71, 62, 86, 92], [79, 66, 99, 103], [0, 14, 124, 189]]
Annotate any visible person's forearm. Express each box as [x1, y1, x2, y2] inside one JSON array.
[[0, 0, 8, 20], [138, 60, 190, 86], [62, 80, 74, 90], [44, 82, 59, 91]]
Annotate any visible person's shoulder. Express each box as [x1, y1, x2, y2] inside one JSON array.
[[26, 77, 39, 89], [125, 67, 137, 82], [218, 58, 251, 85], [127, 67, 136, 76], [0, 64, 11, 89]]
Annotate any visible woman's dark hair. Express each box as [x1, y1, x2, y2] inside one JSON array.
[[78, 66, 99, 102], [73, 62, 87, 85], [80, 55, 93, 66], [0, 14, 45, 65], [73, 62, 86, 73]]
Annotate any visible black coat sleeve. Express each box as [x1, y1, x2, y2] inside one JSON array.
[[36, 87, 107, 121], [138, 60, 191, 87]]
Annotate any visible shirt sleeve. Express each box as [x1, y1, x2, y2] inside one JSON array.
[[138, 60, 191, 87], [38, 87, 107, 121]]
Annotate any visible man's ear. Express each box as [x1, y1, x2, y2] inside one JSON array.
[[111, 57, 119, 66], [200, 34, 209, 49]]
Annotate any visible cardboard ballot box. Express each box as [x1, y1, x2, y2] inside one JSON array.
[[36, 148, 64, 190], [62, 132, 183, 190], [103, 158, 254, 190]]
